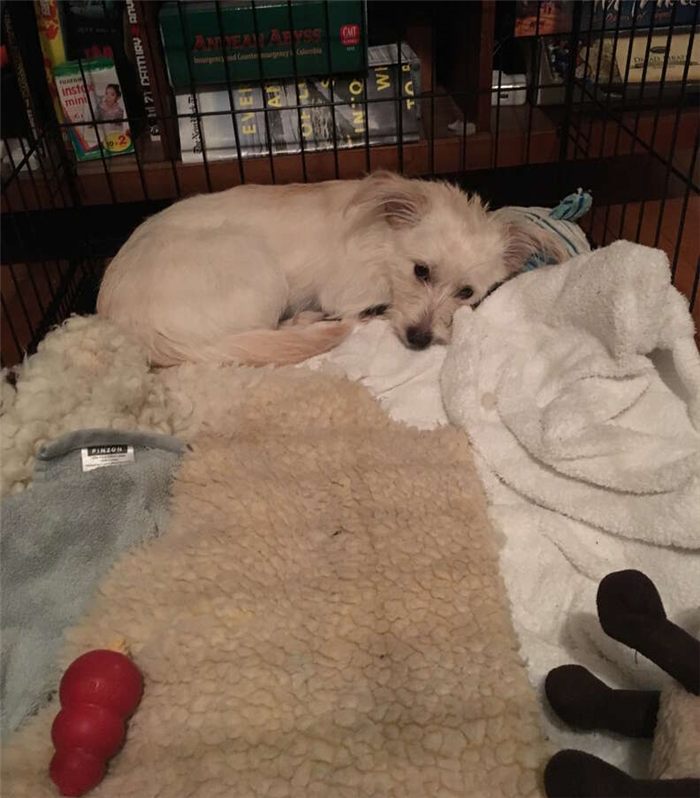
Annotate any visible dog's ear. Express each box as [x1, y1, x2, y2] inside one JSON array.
[[352, 171, 428, 228], [502, 220, 569, 273]]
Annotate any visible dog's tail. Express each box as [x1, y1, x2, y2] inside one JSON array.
[[148, 320, 353, 367]]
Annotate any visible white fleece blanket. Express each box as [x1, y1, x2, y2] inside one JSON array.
[[310, 240, 700, 776]]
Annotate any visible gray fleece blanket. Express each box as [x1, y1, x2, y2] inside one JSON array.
[[1, 429, 184, 739]]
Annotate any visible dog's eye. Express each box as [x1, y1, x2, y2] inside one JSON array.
[[414, 263, 430, 282], [456, 285, 474, 300], [360, 303, 389, 319]]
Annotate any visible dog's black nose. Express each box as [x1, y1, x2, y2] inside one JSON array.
[[406, 326, 432, 350]]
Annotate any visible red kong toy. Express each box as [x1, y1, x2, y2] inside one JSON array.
[[49, 650, 143, 796]]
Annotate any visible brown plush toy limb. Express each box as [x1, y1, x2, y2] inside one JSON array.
[[545, 664, 660, 738], [543, 570, 700, 798], [545, 750, 700, 798], [596, 570, 700, 696]]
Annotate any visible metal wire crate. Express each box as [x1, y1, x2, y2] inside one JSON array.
[[1, 0, 698, 367]]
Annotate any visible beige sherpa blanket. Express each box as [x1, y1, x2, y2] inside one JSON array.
[[2, 361, 548, 797]]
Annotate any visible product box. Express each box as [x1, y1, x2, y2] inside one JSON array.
[[616, 31, 699, 82], [516, 0, 698, 38], [491, 70, 527, 105], [61, 1, 146, 141], [53, 58, 135, 160], [160, 0, 366, 88], [176, 42, 419, 163], [527, 30, 697, 105]]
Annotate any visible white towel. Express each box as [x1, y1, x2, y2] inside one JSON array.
[[441, 241, 700, 548]]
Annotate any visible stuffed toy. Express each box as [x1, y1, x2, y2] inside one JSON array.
[[474, 189, 592, 308], [498, 188, 593, 273], [544, 569, 700, 798]]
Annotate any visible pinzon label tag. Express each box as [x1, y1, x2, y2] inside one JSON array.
[[81, 445, 135, 472]]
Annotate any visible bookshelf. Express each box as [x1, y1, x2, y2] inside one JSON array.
[[2, 1, 698, 211], [4, 102, 696, 212], [2, 1, 699, 369]]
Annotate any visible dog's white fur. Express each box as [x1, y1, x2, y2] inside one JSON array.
[[97, 172, 567, 366]]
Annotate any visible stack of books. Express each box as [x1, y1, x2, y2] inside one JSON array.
[[25, 0, 178, 161], [520, 0, 700, 106], [516, 0, 700, 38], [158, 0, 422, 163], [25, 1, 423, 165], [32, 0, 172, 162], [174, 43, 422, 163]]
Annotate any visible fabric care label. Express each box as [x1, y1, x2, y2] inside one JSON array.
[[81, 445, 135, 472]]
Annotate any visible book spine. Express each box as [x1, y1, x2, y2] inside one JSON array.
[[33, 0, 70, 148], [581, 0, 700, 30], [297, 64, 420, 151], [229, 85, 263, 155], [34, 1, 66, 65], [295, 79, 335, 152], [177, 60, 420, 161], [136, 1, 179, 160], [2, 7, 42, 148], [324, 76, 364, 150], [368, 62, 420, 144], [126, 0, 159, 143]]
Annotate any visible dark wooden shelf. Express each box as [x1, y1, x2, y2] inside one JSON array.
[[3, 102, 696, 211], [0, 98, 559, 207]]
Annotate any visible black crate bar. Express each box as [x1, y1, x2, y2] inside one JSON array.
[[633, 4, 689, 246], [654, 4, 699, 252], [576, 0, 621, 239], [214, 0, 246, 185], [176, 0, 213, 192], [1, 138, 93, 358], [2, 143, 56, 320], [524, 1, 543, 165], [250, 0, 277, 183], [599, 1, 644, 244], [286, 0, 308, 183], [1, 1, 97, 362], [633, 4, 680, 243], [562, 0, 698, 301], [322, 0, 341, 179]]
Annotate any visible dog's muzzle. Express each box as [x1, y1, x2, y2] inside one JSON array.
[[406, 326, 432, 350]]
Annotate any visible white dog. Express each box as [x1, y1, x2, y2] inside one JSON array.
[[97, 171, 565, 366]]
